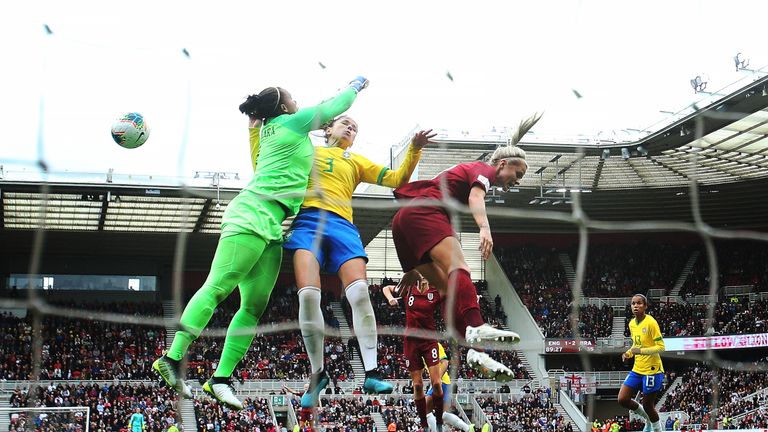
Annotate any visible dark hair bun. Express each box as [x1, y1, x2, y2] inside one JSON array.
[[239, 94, 261, 117]]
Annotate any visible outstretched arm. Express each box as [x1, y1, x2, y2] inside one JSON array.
[[283, 77, 367, 135], [360, 130, 436, 188]]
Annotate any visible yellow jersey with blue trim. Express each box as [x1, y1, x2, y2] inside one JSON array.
[[250, 127, 260, 171], [438, 343, 451, 385], [627, 314, 665, 375], [423, 343, 451, 385], [302, 144, 422, 223]]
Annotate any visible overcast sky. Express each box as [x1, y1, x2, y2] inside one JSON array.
[[2, 0, 766, 182]]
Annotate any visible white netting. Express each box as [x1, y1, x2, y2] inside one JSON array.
[[0, 406, 90, 432], [2, 16, 768, 432]]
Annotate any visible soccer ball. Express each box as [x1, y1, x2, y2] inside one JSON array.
[[111, 112, 150, 149]]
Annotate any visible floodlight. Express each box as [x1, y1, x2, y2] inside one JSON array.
[[621, 148, 630, 159], [690, 75, 708, 93], [734, 52, 750, 71]]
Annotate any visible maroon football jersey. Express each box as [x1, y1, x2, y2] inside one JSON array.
[[404, 286, 441, 337], [393, 161, 497, 205]]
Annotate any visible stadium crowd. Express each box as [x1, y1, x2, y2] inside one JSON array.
[[194, 396, 276, 432], [291, 397, 376, 431], [0, 302, 165, 381], [496, 246, 613, 339], [577, 241, 690, 298], [660, 363, 768, 426], [381, 398, 426, 432], [365, 281, 529, 381], [624, 299, 768, 337], [681, 241, 768, 297], [476, 389, 574, 432], [8, 382, 179, 432], [0, 284, 359, 383]]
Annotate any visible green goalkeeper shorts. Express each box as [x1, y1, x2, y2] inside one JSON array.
[[221, 190, 287, 243]]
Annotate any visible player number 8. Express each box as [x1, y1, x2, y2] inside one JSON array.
[[408, 296, 414, 307], [432, 348, 438, 359]]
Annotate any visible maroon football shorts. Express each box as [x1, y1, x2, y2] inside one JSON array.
[[403, 337, 441, 372], [392, 205, 455, 272]]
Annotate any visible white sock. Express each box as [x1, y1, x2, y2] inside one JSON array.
[[345, 279, 378, 371], [443, 412, 470, 431], [427, 413, 438, 432], [632, 405, 650, 422], [298, 287, 325, 374], [652, 420, 662, 432]]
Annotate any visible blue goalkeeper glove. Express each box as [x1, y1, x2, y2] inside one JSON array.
[[349, 76, 369, 93]]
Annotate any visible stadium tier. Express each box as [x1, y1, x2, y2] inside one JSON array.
[[2, 73, 768, 432]]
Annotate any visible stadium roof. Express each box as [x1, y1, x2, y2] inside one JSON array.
[[1, 75, 767, 242], [424, 74, 768, 190], [1, 174, 767, 250]]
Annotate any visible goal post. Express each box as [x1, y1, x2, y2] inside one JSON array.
[[0, 406, 90, 432]]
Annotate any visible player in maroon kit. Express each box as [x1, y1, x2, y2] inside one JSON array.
[[391, 113, 542, 379], [383, 272, 445, 431]]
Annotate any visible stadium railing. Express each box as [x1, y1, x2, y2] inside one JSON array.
[[724, 285, 755, 296], [548, 370, 627, 389], [559, 389, 588, 432], [470, 395, 493, 429], [712, 386, 768, 417], [211, 378, 527, 393], [0, 379, 155, 392], [596, 337, 630, 348], [731, 403, 768, 428], [577, 297, 632, 308]]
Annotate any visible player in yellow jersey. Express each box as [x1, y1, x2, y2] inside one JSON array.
[[619, 294, 665, 432], [423, 343, 486, 432], [251, 115, 436, 408]]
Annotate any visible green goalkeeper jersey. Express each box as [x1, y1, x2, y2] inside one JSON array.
[[241, 87, 357, 217]]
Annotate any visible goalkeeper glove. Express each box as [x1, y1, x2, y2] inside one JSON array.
[[349, 76, 369, 93]]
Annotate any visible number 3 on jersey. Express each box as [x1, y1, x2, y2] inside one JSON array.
[[322, 157, 334, 173]]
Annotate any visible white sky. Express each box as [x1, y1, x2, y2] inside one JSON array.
[[1, 0, 766, 181]]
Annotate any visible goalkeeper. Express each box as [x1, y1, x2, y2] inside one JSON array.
[[128, 407, 145, 432], [153, 77, 369, 410]]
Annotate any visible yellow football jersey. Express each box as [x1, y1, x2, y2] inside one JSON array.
[[302, 145, 422, 222], [249, 127, 260, 171], [628, 314, 665, 375], [438, 343, 451, 385], [423, 343, 451, 385], [248, 129, 422, 223]]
